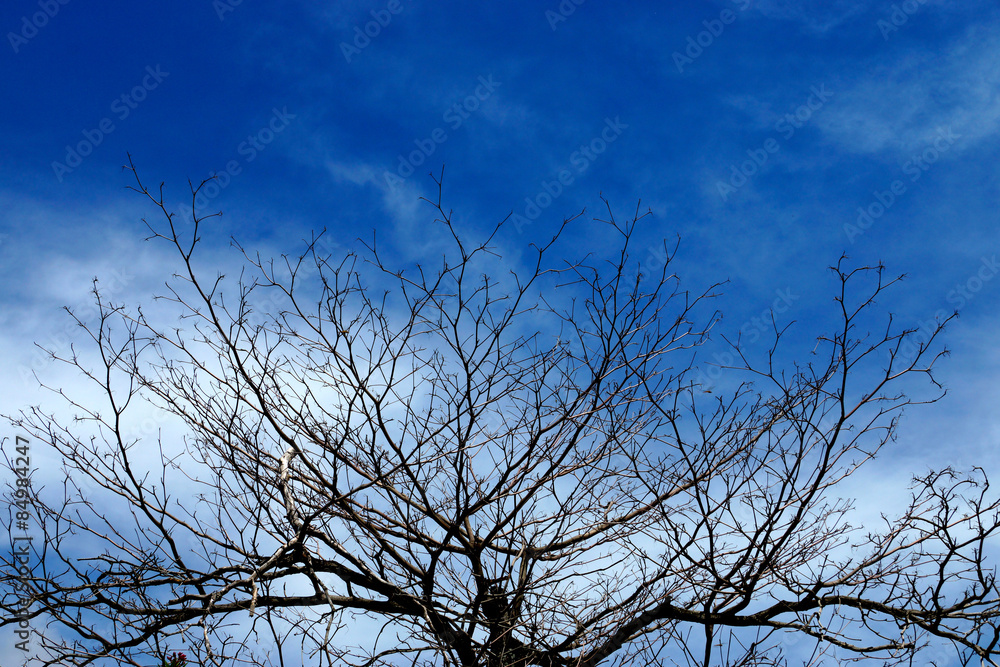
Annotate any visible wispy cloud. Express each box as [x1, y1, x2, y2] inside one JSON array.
[[818, 19, 1000, 157], [749, 0, 869, 33]]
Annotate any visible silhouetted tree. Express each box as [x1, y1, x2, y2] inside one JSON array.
[[3, 161, 998, 667]]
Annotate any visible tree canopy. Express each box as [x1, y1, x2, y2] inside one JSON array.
[[3, 164, 998, 667]]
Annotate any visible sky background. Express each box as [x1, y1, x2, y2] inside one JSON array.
[[1, 0, 999, 664]]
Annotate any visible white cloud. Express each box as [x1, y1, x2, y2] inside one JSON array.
[[749, 0, 868, 33], [817, 19, 1000, 157], [325, 159, 381, 187]]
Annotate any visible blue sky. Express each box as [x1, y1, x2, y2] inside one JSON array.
[[2, 0, 1000, 663], [3, 0, 997, 460]]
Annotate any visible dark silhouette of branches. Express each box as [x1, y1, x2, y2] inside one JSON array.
[[2, 160, 998, 667]]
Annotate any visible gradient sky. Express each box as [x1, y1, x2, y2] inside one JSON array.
[[1, 0, 999, 664]]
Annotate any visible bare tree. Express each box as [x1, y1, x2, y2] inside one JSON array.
[[3, 161, 999, 667]]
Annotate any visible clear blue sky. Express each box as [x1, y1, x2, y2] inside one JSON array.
[[1, 0, 999, 661]]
